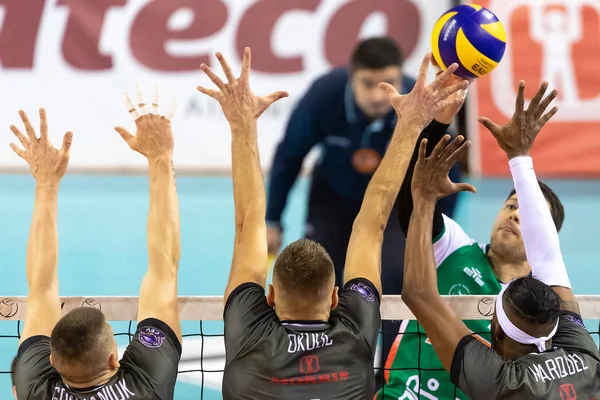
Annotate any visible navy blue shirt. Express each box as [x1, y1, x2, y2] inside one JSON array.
[[266, 67, 416, 225]]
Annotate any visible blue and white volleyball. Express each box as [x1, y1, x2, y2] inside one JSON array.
[[431, 4, 507, 79]]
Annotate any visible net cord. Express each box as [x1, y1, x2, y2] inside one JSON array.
[[1, 295, 599, 321]]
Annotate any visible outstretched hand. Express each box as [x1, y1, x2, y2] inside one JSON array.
[[9, 109, 72, 186], [412, 135, 475, 202], [197, 48, 288, 126], [380, 53, 469, 128], [115, 85, 177, 160], [478, 81, 558, 159]]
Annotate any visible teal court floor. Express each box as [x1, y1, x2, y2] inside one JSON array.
[[0, 175, 598, 399]]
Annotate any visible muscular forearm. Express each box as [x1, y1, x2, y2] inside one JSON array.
[[357, 121, 423, 229], [403, 198, 438, 300], [508, 156, 570, 288], [26, 184, 59, 290], [148, 156, 180, 273], [230, 122, 266, 229]]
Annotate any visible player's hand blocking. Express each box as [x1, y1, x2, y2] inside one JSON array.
[[379, 53, 469, 128], [115, 85, 177, 160], [197, 48, 288, 125], [412, 135, 475, 202], [10, 109, 73, 185], [479, 81, 558, 159]]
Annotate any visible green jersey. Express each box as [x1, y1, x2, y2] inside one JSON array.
[[377, 215, 503, 400]]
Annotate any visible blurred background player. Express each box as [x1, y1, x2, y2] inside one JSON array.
[[266, 37, 462, 294]]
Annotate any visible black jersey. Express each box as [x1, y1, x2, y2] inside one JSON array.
[[222, 278, 381, 399], [451, 311, 600, 399], [14, 318, 181, 400]]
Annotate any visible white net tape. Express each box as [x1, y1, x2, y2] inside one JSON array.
[[1, 295, 599, 321]]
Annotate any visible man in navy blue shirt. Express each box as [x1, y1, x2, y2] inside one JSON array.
[[266, 37, 459, 294]]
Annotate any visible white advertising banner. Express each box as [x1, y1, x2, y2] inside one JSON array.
[[0, 0, 452, 171]]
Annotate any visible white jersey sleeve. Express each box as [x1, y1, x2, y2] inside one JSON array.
[[433, 214, 476, 267]]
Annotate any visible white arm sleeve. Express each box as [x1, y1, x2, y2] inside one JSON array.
[[508, 156, 571, 288]]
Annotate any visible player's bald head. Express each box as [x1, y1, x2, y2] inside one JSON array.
[[492, 277, 561, 359], [272, 239, 336, 310], [50, 307, 118, 382]]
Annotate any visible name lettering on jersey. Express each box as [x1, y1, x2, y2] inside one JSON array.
[[287, 332, 333, 354], [52, 378, 136, 400], [463, 267, 484, 287], [528, 353, 589, 383], [271, 371, 349, 385]]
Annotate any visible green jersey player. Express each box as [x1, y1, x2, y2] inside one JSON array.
[[402, 80, 599, 399], [377, 80, 565, 400]]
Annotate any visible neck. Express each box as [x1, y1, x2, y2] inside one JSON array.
[[504, 340, 546, 360], [62, 369, 118, 389], [487, 249, 530, 284], [276, 308, 330, 322]]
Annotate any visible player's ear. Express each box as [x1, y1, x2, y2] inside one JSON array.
[[49, 353, 54, 367], [12, 385, 16, 399], [331, 286, 339, 309], [108, 352, 120, 370], [266, 284, 275, 308]]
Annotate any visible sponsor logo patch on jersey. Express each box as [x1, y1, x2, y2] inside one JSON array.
[[138, 327, 166, 348], [449, 283, 471, 295], [463, 266, 485, 287], [350, 282, 376, 302]]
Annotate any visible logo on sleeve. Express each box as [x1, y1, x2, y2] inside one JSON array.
[[350, 282, 375, 302], [138, 327, 166, 348], [564, 314, 586, 329]]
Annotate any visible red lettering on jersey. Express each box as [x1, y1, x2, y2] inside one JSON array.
[[559, 383, 577, 400], [272, 371, 350, 385], [300, 355, 320, 374]]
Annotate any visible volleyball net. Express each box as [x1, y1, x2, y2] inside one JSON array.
[[1, 295, 599, 399]]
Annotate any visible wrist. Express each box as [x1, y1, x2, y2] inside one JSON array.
[[412, 189, 437, 204], [506, 150, 530, 160], [36, 181, 60, 192], [148, 154, 173, 166], [229, 119, 257, 132]]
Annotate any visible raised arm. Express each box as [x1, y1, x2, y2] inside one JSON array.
[[197, 49, 288, 303], [479, 81, 577, 313], [343, 53, 468, 294], [9, 109, 72, 344], [115, 86, 182, 341], [395, 72, 469, 237], [402, 136, 475, 371]]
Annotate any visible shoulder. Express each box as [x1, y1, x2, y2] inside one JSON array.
[[304, 67, 349, 99], [225, 282, 269, 314]]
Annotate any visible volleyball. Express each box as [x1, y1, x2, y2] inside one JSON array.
[[431, 4, 506, 79]]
